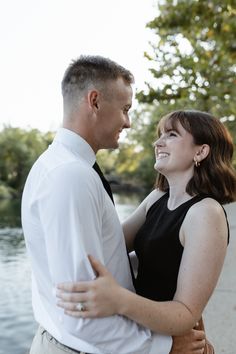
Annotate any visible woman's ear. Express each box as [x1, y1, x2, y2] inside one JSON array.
[[195, 144, 210, 162]]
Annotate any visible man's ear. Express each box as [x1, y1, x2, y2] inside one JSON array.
[[195, 144, 210, 162], [88, 90, 99, 111]]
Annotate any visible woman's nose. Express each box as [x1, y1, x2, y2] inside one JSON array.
[[154, 136, 165, 147]]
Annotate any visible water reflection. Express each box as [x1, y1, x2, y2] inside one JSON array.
[[0, 192, 141, 354], [0, 227, 37, 354], [114, 191, 143, 221]]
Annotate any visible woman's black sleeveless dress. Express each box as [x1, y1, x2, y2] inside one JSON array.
[[134, 192, 229, 301]]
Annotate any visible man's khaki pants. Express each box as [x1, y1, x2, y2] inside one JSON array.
[[30, 326, 87, 354]]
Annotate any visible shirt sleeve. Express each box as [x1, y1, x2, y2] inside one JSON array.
[[37, 161, 171, 354]]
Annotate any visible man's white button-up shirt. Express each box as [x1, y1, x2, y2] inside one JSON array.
[[22, 128, 172, 354]]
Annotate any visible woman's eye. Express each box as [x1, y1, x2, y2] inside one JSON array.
[[169, 131, 177, 137]]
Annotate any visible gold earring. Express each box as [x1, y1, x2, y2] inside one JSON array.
[[194, 158, 200, 167]]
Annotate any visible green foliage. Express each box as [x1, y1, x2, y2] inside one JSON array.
[[96, 149, 118, 175], [0, 126, 54, 198], [97, 135, 157, 191], [131, 0, 236, 188], [97, 144, 143, 183], [138, 0, 236, 114]]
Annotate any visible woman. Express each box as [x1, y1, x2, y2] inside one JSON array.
[[56, 110, 236, 338]]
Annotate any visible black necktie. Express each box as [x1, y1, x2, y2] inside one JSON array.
[[93, 162, 114, 204], [93, 161, 136, 286]]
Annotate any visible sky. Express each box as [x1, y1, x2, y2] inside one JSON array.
[[0, 0, 157, 132]]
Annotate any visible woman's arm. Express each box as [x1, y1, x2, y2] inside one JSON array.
[[117, 198, 228, 334], [174, 198, 228, 322], [57, 198, 228, 335], [123, 189, 164, 251]]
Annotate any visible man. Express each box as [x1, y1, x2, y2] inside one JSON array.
[[22, 55, 204, 354]]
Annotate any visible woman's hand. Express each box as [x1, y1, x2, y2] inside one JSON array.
[[56, 255, 122, 318]]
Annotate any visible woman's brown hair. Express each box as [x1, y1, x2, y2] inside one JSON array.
[[155, 110, 236, 204]]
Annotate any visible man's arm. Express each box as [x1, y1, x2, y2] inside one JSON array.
[[170, 330, 205, 354]]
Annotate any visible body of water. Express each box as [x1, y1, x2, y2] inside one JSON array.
[[0, 193, 141, 354]]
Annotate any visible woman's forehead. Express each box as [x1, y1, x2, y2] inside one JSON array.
[[158, 117, 181, 132]]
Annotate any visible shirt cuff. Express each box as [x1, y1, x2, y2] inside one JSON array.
[[149, 334, 173, 354]]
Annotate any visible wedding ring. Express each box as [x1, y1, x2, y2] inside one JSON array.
[[76, 302, 85, 312]]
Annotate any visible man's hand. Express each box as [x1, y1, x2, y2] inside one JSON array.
[[170, 328, 205, 354]]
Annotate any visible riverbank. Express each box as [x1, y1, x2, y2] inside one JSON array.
[[204, 201, 236, 353]]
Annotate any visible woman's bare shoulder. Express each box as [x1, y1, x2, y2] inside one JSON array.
[[188, 197, 224, 218], [184, 197, 227, 235]]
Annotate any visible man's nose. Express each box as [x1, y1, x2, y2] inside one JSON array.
[[124, 115, 131, 129]]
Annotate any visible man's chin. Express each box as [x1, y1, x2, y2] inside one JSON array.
[[101, 141, 119, 150], [109, 140, 119, 149]]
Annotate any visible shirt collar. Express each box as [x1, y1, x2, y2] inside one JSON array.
[[54, 128, 96, 166]]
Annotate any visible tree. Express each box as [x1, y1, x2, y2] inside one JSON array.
[[130, 0, 236, 188], [0, 126, 54, 198], [139, 0, 236, 114]]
